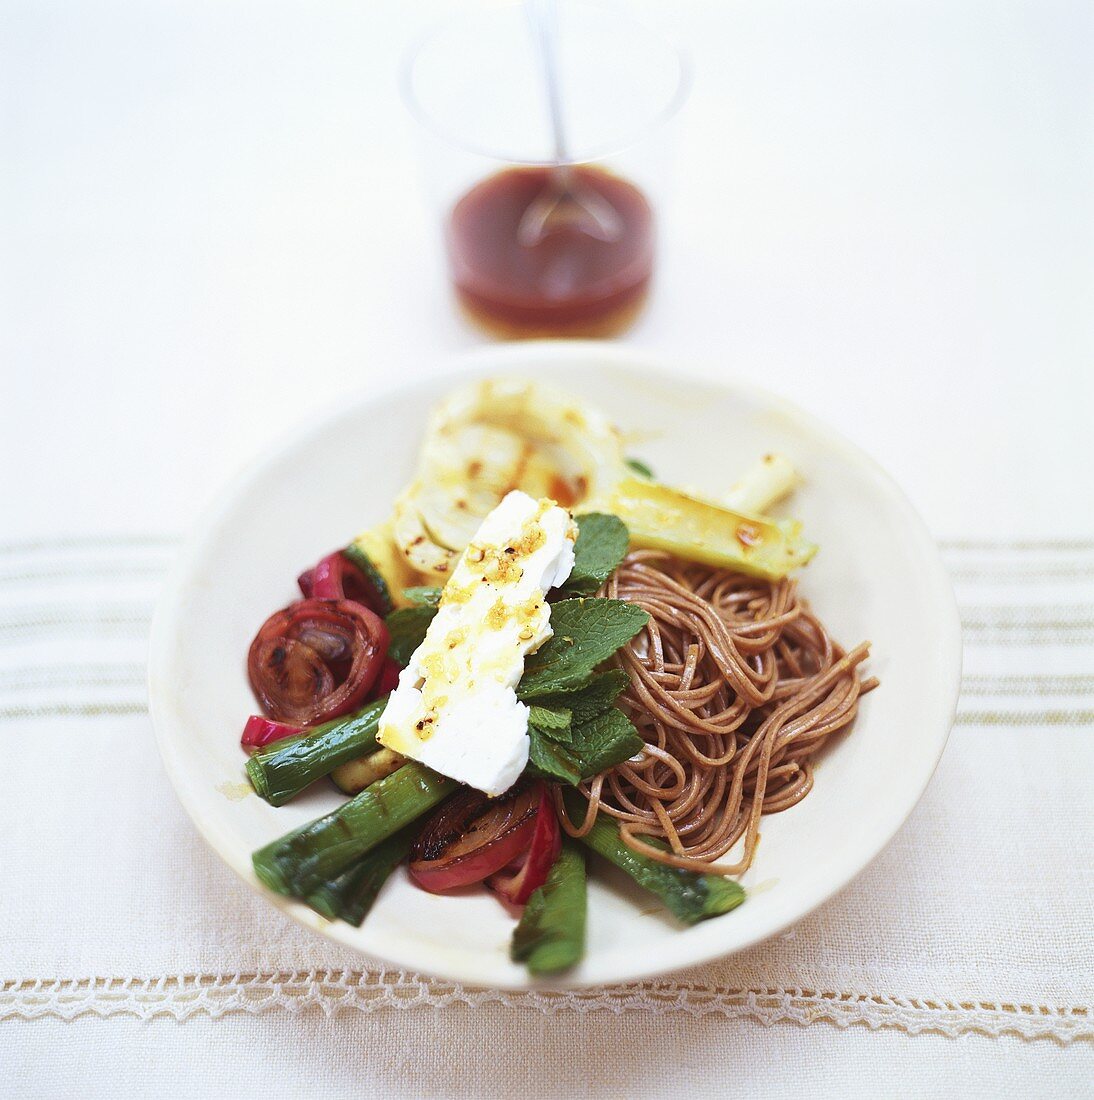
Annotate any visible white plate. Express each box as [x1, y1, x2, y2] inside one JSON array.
[[149, 342, 961, 989]]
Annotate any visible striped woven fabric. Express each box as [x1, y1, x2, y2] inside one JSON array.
[[2, 535, 1091, 1042]]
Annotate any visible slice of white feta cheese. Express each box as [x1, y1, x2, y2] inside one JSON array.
[[377, 490, 577, 796]]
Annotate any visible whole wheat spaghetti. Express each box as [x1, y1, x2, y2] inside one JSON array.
[[557, 550, 876, 874]]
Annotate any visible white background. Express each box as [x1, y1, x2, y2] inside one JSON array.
[[3, 0, 1091, 543], [2, 0, 1092, 1095]]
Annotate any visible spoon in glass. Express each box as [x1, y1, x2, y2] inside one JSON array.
[[517, 0, 623, 248]]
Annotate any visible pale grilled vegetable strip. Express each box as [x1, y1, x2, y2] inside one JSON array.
[[724, 453, 799, 514], [331, 747, 405, 795], [604, 477, 816, 579]]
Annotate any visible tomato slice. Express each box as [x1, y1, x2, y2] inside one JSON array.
[[409, 782, 543, 895], [486, 784, 561, 906], [247, 598, 389, 726]]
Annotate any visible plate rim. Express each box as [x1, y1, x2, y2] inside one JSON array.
[[148, 340, 962, 989]]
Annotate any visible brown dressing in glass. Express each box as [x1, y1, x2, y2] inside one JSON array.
[[447, 165, 654, 337]]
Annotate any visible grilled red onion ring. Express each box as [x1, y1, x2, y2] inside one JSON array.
[[297, 550, 389, 614], [247, 598, 389, 726], [409, 782, 544, 895]]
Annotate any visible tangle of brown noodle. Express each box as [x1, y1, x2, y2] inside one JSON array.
[[556, 550, 877, 875]]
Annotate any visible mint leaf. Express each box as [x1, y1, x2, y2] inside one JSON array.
[[625, 457, 655, 479], [526, 675, 630, 784], [385, 605, 436, 667], [527, 669, 629, 727], [558, 513, 631, 597], [528, 705, 572, 741], [568, 707, 643, 777], [519, 599, 648, 698], [528, 706, 578, 783], [402, 586, 443, 608], [527, 700, 642, 785], [527, 728, 584, 785]]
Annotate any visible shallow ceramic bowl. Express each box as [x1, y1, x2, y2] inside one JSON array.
[[149, 342, 961, 989]]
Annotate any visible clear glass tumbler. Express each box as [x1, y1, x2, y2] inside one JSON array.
[[402, 1, 691, 339]]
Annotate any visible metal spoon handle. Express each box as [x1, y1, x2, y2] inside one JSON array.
[[517, 0, 623, 246], [528, 0, 568, 171]]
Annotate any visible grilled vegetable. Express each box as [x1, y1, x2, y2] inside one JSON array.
[[330, 747, 405, 795], [245, 697, 387, 806], [295, 546, 393, 616], [392, 380, 629, 581], [408, 781, 544, 895], [562, 791, 745, 924], [241, 715, 301, 750], [485, 783, 562, 906], [253, 762, 456, 897], [247, 599, 389, 726], [350, 520, 424, 610], [303, 825, 416, 925], [603, 477, 816, 579], [510, 840, 587, 975], [723, 453, 799, 514]]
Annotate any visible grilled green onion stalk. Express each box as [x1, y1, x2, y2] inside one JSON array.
[[252, 762, 455, 897], [562, 791, 744, 924], [511, 840, 587, 975], [303, 824, 417, 926], [246, 697, 387, 806]]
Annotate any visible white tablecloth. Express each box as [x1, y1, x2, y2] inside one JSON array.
[[2, 0, 1091, 1095]]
